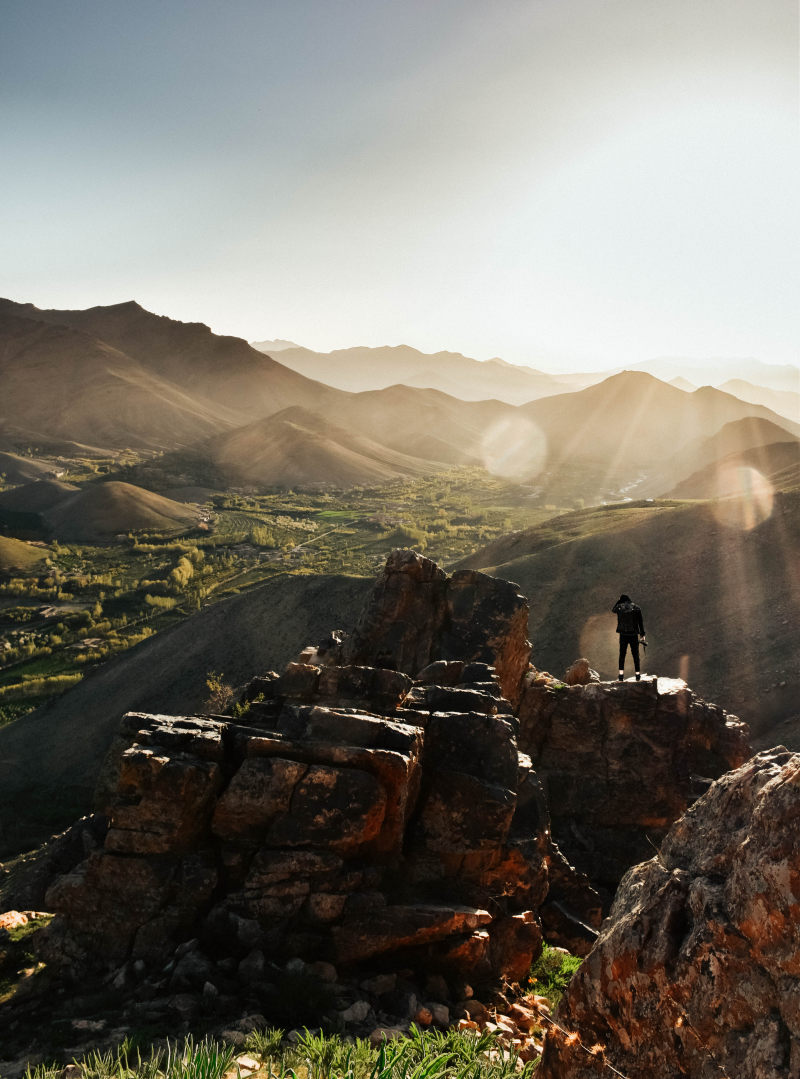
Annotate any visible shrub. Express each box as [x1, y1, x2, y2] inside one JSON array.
[[527, 943, 582, 1009]]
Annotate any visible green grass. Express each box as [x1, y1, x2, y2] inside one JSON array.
[[526, 944, 583, 1011], [0, 464, 559, 719], [19, 1026, 539, 1079]]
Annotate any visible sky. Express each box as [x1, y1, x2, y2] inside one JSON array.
[[1, 0, 798, 372]]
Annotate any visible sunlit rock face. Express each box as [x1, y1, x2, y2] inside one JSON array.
[[342, 549, 532, 709], [538, 749, 800, 1079], [517, 674, 751, 900]]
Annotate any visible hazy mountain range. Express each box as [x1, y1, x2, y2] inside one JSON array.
[[254, 339, 799, 418], [1, 297, 798, 504]]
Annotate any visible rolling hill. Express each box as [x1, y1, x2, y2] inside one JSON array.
[[42, 481, 197, 541], [456, 495, 800, 742], [0, 479, 79, 515], [0, 572, 372, 855], [0, 452, 55, 485], [0, 535, 47, 572], [253, 342, 567, 404], [333, 384, 515, 467], [205, 406, 442, 488], [665, 440, 800, 500]]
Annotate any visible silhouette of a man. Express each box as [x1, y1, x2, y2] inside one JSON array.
[[612, 593, 646, 681]]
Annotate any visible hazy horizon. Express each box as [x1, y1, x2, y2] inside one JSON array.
[[2, 0, 798, 373]]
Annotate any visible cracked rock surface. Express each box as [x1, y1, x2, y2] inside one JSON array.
[[538, 748, 800, 1079]]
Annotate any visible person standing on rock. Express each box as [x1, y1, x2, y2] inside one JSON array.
[[612, 593, 646, 681]]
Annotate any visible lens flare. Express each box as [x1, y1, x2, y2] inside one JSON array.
[[711, 467, 774, 531], [480, 416, 548, 480], [578, 612, 618, 678]]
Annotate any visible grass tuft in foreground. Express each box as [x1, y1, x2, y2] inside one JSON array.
[[17, 1025, 540, 1079]]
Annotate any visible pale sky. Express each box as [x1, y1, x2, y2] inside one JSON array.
[[1, 0, 797, 371]]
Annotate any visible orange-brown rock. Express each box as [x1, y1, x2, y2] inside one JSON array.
[[538, 748, 800, 1079], [343, 550, 531, 707]]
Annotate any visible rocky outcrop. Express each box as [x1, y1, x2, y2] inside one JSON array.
[[563, 659, 599, 686], [44, 662, 549, 989], [538, 748, 800, 1079], [518, 674, 751, 899], [4, 549, 761, 1063], [342, 549, 532, 708]]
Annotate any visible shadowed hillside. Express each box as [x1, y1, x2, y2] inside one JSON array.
[[720, 378, 800, 424], [0, 572, 372, 855], [0, 479, 78, 515], [42, 481, 197, 541], [0, 299, 339, 426], [0, 452, 54, 485], [0, 310, 244, 450], [665, 440, 800, 499], [457, 494, 800, 739]]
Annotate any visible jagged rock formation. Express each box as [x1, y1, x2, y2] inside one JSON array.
[[341, 549, 532, 709], [41, 554, 548, 991], [538, 748, 800, 1079], [2, 550, 757, 1059], [518, 675, 751, 898]]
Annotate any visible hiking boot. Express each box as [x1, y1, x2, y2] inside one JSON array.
[[618, 675, 623, 681], [635, 673, 641, 681]]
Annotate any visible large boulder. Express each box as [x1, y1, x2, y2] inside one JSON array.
[[343, 550, 531, 708], [538, 748, 800, 1079]]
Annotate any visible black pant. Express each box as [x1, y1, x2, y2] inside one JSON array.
[[619, 633, 640, 672]]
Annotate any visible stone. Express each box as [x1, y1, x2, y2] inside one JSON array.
[[265, 764, 387, 854], [360, 972, 397, 996], [339, 999, 371, 1023], [104, 745, 223, 855], [423, 973, 449, 1001], [237, 949, 265, 983], [332, 904, 492, 965], [488, 912, 542, 983], [563, 659, 599, 686], [220, 1031, 247, 1048], [428, 1002, 450, 1027], [458, 998, 490, 1023], [343, 550, 531, 706], [309, 960, 338, 983], [369, 1026, 407, 1046], [169, 948, 214, 990], [211, 758, 307, 844], [538, 749, 800, 1079]]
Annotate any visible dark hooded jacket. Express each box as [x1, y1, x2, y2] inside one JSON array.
[[612, 595, 645, 636]]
